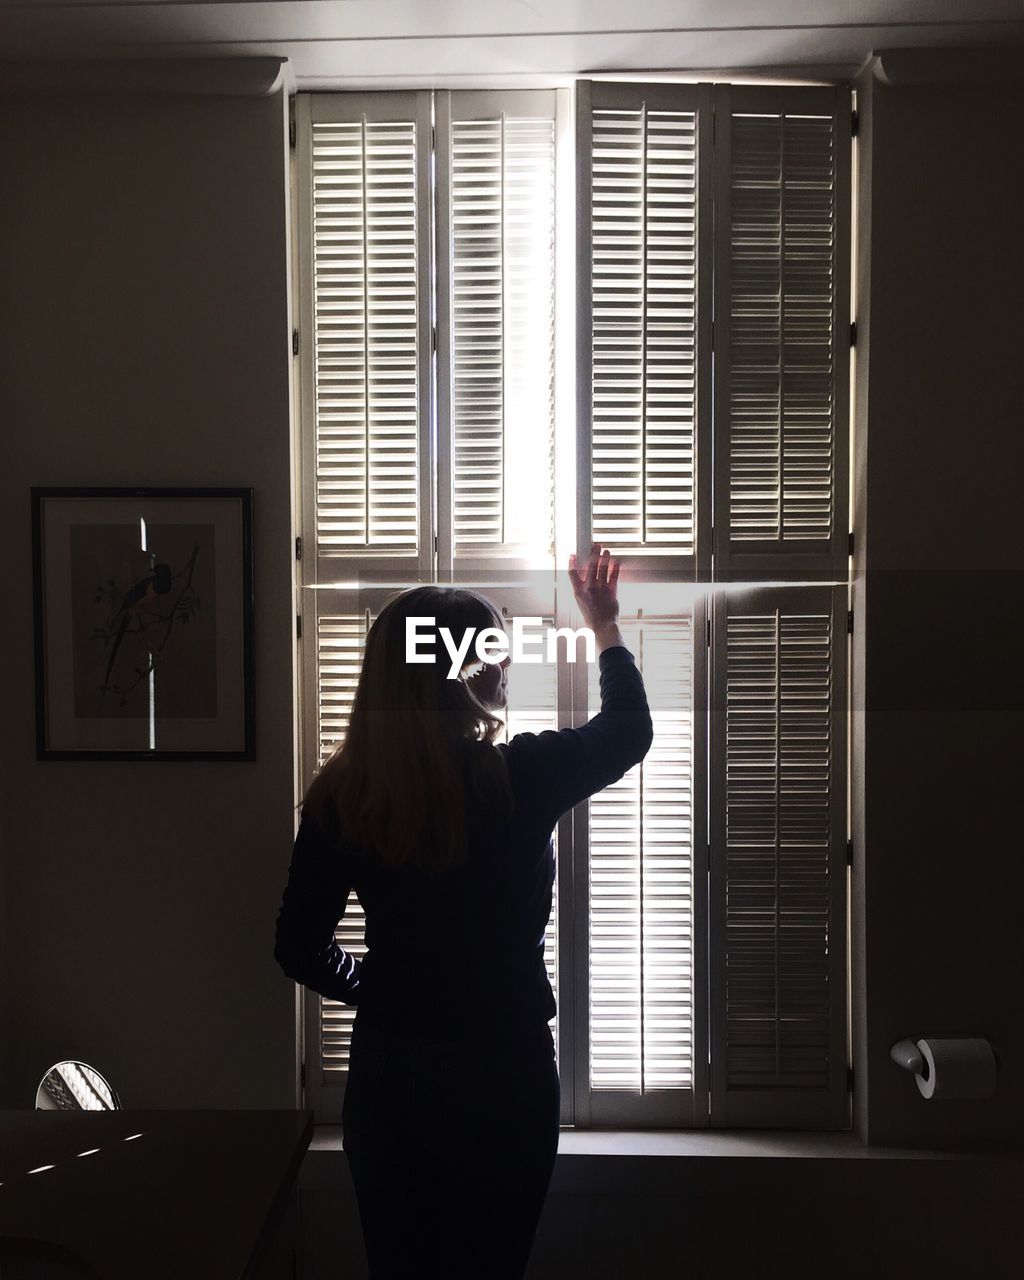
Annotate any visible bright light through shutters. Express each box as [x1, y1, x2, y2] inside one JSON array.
[[448, 110, 556, 560], [588, 618, 695, 1089], [590, 104, 698, 556]]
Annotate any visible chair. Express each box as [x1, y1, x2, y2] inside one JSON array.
[[34, 1061, 121, 1111]]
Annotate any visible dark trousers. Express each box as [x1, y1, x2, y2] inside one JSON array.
[[342, 1015, 560, 1279]]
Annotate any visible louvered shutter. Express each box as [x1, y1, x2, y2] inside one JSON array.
[[712, 85, 851, 582], [296, 93, 434, 579], [709, 584, 848, 1127], [576, 610, 708, 1126], [297, 91, 565, 1123], [301, 595, 389, 1119], [576, 81, 713, 577], [296, 92, 433, 1121], [435, 91, 559, 574], [295, 82, 853, 1133]]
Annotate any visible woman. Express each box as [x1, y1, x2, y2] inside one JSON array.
[[274, 545, 653, 1279]]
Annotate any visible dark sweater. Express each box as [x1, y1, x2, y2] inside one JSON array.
[[273, 644, 654, 1045]]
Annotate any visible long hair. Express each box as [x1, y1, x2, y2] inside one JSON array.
[[300, 586, 515, 876]]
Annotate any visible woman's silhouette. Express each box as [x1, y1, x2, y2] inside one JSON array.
[[274, 545, 653, 1279]]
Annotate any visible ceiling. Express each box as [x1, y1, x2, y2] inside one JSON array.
[[2, 0, 1023, 88]]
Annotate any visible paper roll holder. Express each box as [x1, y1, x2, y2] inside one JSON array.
[[890, 1036, 1002, 1083], [890, 1038, 927, 1077]]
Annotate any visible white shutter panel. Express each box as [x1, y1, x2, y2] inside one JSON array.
[[298, 93, 433, 577], [709, 585, 848, 1127], [576, 81, 713, 574], [435, 91, 558, 572], [297, 91, 433, 1123], [713, 85, 851, 582], [580, 611, 708, 1126]]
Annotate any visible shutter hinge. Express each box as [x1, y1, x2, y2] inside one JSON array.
[[707, 842, 712, 873], [848, 530, 854, 558], [431, 326, 437, 354], [849, 321, 857, 348], [289, 119, 297, 149], [851, 109, 859, 138], [292, 328, 299, 357], [300, 1061, 306, 1090], [847, 609, 854, 635], [296, 613, 303, 640], [433, 532, 438, 555], [710, 319, 715, 353], [295, 535, 302, 562], [706, 615, 711, 648], [847, 1066, 854, 1091], [846, 838, 853, 867]]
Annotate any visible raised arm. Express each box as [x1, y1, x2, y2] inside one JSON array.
[[274, 809, 363, 1005], [501, 546, 654, 822]]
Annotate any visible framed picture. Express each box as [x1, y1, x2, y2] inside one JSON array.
[[32, 487, 255, 760]]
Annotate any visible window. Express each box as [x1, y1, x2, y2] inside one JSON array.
[[293, 79, 851, 1129]]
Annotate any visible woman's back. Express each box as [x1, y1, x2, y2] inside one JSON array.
[[275, 643, 653, 1046]]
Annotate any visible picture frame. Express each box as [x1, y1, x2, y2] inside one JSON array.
[[31, 487, 255, 760]]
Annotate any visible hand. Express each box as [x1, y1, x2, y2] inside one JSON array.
[[568, 544, 620, 634]]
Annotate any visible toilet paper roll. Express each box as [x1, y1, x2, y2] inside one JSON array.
[[915, 1038, 997, 1100]]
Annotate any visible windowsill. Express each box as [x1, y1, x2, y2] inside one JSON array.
[[306, 1124, 994, 1162], [300, 1126, 1021, 1195]]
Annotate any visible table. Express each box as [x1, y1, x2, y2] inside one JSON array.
[[0, 1109, 313, 1279]]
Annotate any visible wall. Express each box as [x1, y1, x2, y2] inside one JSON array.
[[0, 81, 300, 1108], [301, 1145, 1024, 1278], [852, 53, 1024, 1151], [2, 42, 1021, 1160]]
